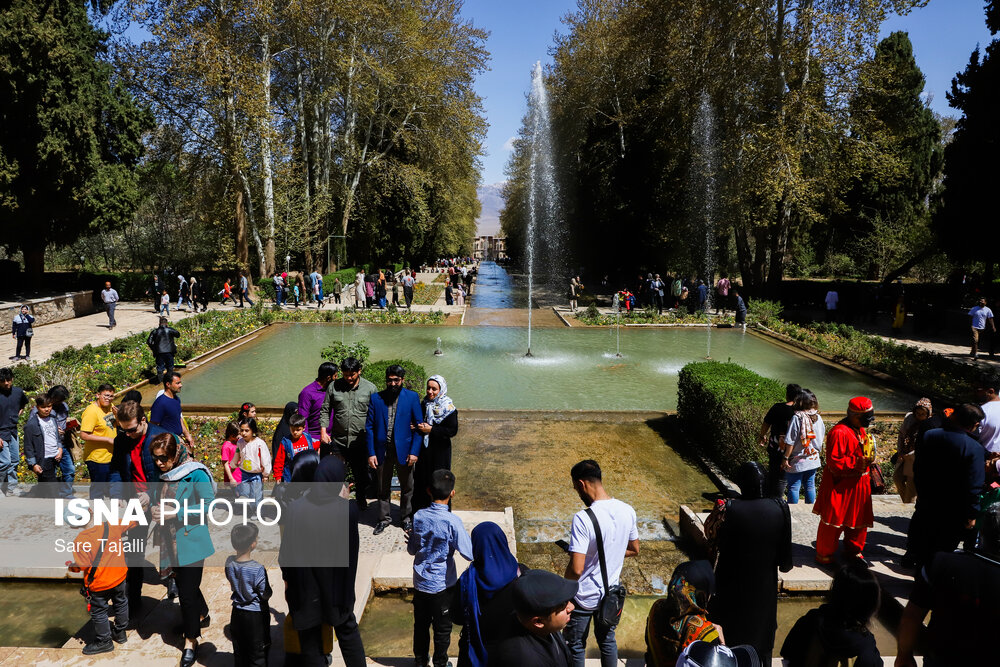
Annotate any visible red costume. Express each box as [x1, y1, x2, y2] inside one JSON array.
[[813, 415, 875, 563]]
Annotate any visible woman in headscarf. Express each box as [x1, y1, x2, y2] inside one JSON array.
[[413, 375, 458, 512], [644, 560, 721, 666], [454, 521, 522, 667], [149, 432, 217, 667], [706, 461, 792, 664], [893, 397, 932, 504], [279, 455, 366, 667], [354, 271, 365, 308], [272, 402, 299, 455]]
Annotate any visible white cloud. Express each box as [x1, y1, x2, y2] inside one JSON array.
[[502, 136, 517, 152]]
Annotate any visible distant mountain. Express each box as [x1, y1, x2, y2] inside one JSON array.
[[476, 182, 505, 236]]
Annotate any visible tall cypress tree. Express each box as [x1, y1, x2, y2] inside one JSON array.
[[842, 31, 942, 279], [936, 1, 1000, 279], [0, 0, 151, 275]]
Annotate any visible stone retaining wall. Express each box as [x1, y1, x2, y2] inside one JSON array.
[[0, 291, 98, 334]]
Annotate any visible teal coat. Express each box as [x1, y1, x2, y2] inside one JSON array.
[[157, 468, 216, 567]]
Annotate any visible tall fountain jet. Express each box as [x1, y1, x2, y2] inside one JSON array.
[[692, 91, 718, 358], [524, 61, 562, 357]]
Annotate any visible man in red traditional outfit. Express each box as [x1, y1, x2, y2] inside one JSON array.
[[813, 396, 876, 564]]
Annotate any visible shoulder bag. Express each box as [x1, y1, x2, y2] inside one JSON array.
[[585, 507, 627, 627]]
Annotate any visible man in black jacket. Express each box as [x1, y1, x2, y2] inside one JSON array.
[[907, 402, 986, 569], [487, 569, 576, 667], [145, 317, 180, 385]]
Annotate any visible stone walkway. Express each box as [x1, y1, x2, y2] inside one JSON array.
[[2, 298, 465, 365]]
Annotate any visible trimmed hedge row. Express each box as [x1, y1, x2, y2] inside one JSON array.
[[677, 361, 784, 478]]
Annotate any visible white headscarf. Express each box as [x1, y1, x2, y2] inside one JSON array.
[[423, 374, 456, 448]]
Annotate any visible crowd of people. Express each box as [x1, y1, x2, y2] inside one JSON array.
[[2, 309, 1000, 665]]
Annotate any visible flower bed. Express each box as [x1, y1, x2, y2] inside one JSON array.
[[577, 309, 734, 326], [759, 319, 980, 401], [411, 282, 445, 306]]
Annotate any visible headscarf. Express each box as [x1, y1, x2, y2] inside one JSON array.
[[736, 461, 767, 500], [914, 397, 932, 416], [272, 401, 298, 451], [458, 522, 519, 667], [645, 560, 720, 663], [423, 374, 456, 448]]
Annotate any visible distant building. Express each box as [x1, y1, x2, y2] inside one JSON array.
[[473, 235, 506, 261]]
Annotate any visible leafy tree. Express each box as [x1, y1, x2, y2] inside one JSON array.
[[840, 31, 941, 279], [936, 0, 1000, 280], [0, 0, 151, 275]]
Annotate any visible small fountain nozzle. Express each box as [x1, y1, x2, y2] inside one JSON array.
[[434, 336, 443, 356], [524, 349, 533, 358]]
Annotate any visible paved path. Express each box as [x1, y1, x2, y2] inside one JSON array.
[[2, 298, 465, 365]]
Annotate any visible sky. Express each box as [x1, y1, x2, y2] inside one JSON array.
[[465, 0, 996, 186]]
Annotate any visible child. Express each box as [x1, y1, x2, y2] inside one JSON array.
[[407, 469, 473, 667], [226, 523, 272, 667], [23, 394, 63, 490], [221, 279, 233, 306], [238, 402, 257, 421], [68, 520, 135, 655], [273, 413, 319, 483], [160, 289, 170, 316], [292, 282, 300, 308], [221, 421, 242, 488], [228, 417, 271, 506]]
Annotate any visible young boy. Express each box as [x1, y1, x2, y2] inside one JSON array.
[[226, 523, 272, 667], [23, 394, 63, 490], [272, 413, 320, 483], [407, 469, 473, 667], [67, 520, 135, 655], [160, 289, 170, 316]]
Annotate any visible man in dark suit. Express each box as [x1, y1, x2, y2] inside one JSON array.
[[908, 402, 986, 569], [366, 364, 424, 535]]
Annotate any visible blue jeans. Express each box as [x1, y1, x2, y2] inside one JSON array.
[[86, 461, 122, 499], [785, 468, 818, 504], [59, 442, 75, 498], [236, 472, 263, 506], [563, 606, 618, 667], [0, 435, 19, 488]]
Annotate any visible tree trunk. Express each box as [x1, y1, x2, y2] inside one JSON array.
[[260, 32, 276, 276], [234, 177, 250, 272], [22, 243, 45, 279]]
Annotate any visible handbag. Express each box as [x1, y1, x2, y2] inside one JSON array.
[[584, 507, 627, 627], [24, 326, 33, 338], [869, 462, 886, 494]]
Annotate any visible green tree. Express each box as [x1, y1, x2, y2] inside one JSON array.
[[0, 0, 150, 275], [936, 0, 1000, 280], [840, 31, 941, 279]]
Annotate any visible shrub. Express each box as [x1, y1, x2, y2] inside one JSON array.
[[320, 341, 371, 365], [677, 361, 784, 478], [748, 299, 783, 327], [583, 304, 601, 320], [363, 359, 428, 394]]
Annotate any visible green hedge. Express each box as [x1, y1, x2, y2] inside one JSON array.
[[363, 359, 428, 394], [677, 361, 784, 478]]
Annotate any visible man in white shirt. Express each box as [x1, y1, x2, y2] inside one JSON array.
[[402, 271, 416, 309], [969, 297, 995, 359], [976, 372, 1000, 453], [563, 459, 639, 667], [100, 281, 119, 329]]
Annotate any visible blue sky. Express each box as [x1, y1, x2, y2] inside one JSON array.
[[465, 0, 996, 186]]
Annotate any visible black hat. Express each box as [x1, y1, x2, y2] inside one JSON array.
[[512, 569, 579, 616], [677, 641, 761, 667]]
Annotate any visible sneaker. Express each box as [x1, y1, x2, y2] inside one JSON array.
[[373, 520, 391, 536], [82, 639, 114, 655], [23, 356, 29, 361], [181, 647, 197, 667], [112, 627, 127, 644]]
